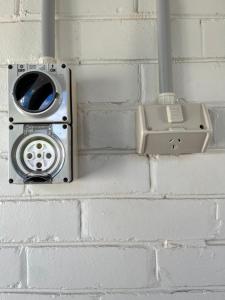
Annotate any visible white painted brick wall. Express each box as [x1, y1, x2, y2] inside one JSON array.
[[103, 293, 225, 300], [82, 199, 217, 241], [0, 201, 80, 242], [0, 248, 21, 288], [27, 247, 155, 289], [1, 0, 225, 299], [158, 246, 225, 287]]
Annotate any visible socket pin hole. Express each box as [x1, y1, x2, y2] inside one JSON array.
[[36, 162, 42, 169], [178, 138, 181, 143], [27, 153, 33, 159], [200, 125, 204, 130], [37, 153, 42, 158], [64, 178, 69, 183], [46, 153, 52, 159], [9, 125, 13, 130], [63, 124, 67, 129], [9, 179, 13, 184], [9, 117, 14, 122], [36, 143, 42, 149], [169, 139, 174, 143]]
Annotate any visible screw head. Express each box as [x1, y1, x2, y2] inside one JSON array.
[[8, 65, 13, 69], [61, 64, 66, 69], [9, 179, 13, 184], [9, 125, 13, 130], [63, 178, 69, 183]]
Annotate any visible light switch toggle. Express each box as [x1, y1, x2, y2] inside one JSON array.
[[166, 104, 184, 123]]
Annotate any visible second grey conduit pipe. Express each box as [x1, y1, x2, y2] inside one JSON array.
[[41, 0, 55, 58], [156, 0, 173, 94]]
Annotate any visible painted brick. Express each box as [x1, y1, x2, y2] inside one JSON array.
[[27, 247, 155, 289], [56, 21, 80, 61], [0, 201, 80, 242], [210, 107, 225, 148], [159, 247, 225, 287], [103, 292, 225, 300], [203, 20, 225, 58], [173, 62, 225, 103], [138, 0, 225, 15], [80, 20, 157, 60], [82, 199, 216, 241], [154, 153, 225, 195], [141, 63, 159, 104], [0, 112, 8, 153], [0, 67, 8, 111], [21, 0, 135, 16], [216, 200, 225, 238], [79, 109, 136, 150], [171, 20, 202, 58], [26, 155, 150, 196], [1, 295, 96, 300], [0, 248, 21, 288], [0, 22, 40, 64], [0, 159, 24, 197], [143, 63, 225, 104], [74, 64, 139, 103]]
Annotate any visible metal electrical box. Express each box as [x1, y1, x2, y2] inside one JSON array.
[[8, 64, 73, 184]]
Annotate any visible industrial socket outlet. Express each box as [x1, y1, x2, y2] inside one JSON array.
[[8, 64, 71, 124], [9, 124, 72, 184], [136, 102, 212, 155], [8, 64, 74, 184]]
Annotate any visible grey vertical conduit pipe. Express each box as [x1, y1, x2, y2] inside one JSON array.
[[41, 0, 55, 58], [156, 0, 173, 94]]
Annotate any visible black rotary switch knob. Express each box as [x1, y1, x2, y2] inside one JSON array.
[[13, 71, 56, 113]]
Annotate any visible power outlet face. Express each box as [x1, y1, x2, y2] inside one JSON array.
[[9, 124, 72, 184], [8, 64, 74, 184], [136, 103, 212, 156]]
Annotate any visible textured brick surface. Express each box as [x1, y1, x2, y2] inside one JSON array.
[[154, 154, 225, 195], [74, 64, 139, 103], [158, 247, 225, 287], [21, 0, 135, 16], [0, 248, 21, 288], [82, 199, 216, 241], [103, 293, 225, 300], [0, 201, 80, 242], [1, 295, 96, 300], [27, 247, 155, 289], [79, 109, 136, 150]]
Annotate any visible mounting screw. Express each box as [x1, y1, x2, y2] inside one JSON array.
[[8, 65, 13, 69], [9, 125, 14, 130], [200, 125, 204, 130], [9, 117, 14, 123], [9, 179, 13, 184], [62, 116, 67, 122], [63, 124, 67, 129], [63, 178, 69, 183], [61, 64, 66, 69]]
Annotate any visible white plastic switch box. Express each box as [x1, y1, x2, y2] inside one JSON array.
[[136, 102, 212, 155]]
